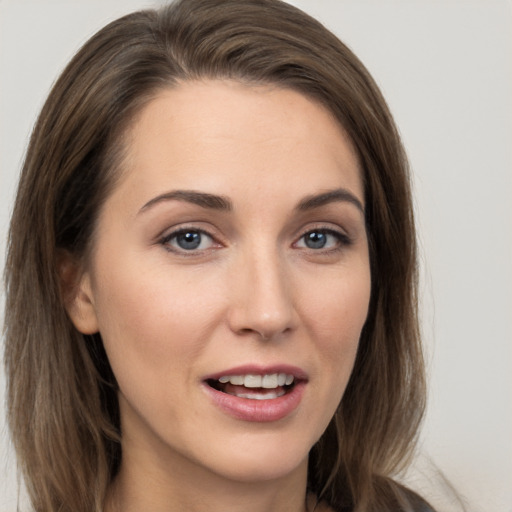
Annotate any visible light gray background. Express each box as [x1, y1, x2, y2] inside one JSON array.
[[1, 1, 511, 511]]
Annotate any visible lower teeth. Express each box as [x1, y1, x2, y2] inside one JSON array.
[[229, 389, 286, 400], [207, 379, 293, 400]]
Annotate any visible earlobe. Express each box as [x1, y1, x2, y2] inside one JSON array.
[[57, 250, 99, 335]]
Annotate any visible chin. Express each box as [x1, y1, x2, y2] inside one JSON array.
[[196, 430, 314, 484], [214, 455, 308, 484]]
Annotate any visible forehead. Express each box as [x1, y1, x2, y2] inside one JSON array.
[[115, 80, 363, 208]]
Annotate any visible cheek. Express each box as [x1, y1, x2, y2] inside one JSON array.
[[299, 263, 371, 390], [303, 266, 370, 343], [90, 258, 226, 384]]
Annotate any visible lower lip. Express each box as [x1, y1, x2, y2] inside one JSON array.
[[203, 381, 306, 422]]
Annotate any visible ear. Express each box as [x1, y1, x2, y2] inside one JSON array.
[[57, 250, 99, 335]]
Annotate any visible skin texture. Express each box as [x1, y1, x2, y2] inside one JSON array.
[[66, 81, 371, 512]]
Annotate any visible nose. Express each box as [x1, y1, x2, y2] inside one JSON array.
[[227, 248, 297, 341]]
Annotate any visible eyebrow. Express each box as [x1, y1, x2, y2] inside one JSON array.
[[138, 187, 364, 215], [296, 188, 365, 214], [139, 190, 233, 213]]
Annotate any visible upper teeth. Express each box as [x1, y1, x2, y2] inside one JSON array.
[[218, 373, 294, 388]]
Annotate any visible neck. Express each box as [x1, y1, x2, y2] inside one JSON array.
[[105, 443, 311, 512]]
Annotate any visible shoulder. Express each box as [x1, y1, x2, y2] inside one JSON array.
[[401, 487, 437, 512], [307, 486, 437, 512]]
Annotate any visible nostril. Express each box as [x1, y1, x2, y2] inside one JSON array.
[[236, 326, 289, 341]]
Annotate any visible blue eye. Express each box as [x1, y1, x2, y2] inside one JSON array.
[[304, 231, 328, 249], [162, 229, 214, 252], [296, 229, 347, 250]]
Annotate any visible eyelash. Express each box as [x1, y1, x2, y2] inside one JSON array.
[[159, 227, 218, 255], [158, 225, 351, 255], [294, 227, 352, 253]]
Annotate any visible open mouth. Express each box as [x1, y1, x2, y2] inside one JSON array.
[[206, 373, 296, 400]]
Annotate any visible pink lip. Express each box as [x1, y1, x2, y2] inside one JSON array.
[[202, 364, 308, 423], [203, 364, 308, 381]]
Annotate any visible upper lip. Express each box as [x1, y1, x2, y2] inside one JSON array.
[[203, 364, 309, 382]]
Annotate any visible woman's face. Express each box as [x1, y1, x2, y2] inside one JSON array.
[[69, 81, 371, 485]]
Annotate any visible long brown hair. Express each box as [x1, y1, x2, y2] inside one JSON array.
[[4, 1, 426, 511]]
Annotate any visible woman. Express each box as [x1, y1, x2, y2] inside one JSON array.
[[3, 0, 432, 511]]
